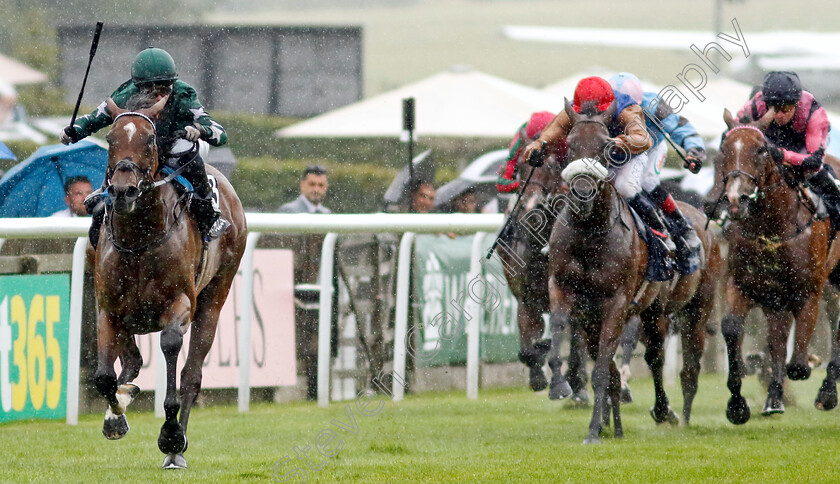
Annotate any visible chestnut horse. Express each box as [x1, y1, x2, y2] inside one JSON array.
[[548, 100, 721, 443], [496, 146, 588, 400], [91, 96, 247, 468], [714, 109, 840, 423]]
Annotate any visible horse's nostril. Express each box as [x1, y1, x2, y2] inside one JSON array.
[[125, 186, 140, 200]]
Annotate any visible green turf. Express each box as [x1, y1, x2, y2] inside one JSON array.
[[2, 371, 840, 483]]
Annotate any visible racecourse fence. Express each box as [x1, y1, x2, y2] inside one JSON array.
[[0, 213, 517, 424]]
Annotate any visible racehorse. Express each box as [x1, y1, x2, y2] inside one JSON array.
[[495, 145, 589, 400], [714, 109, 840, 423], [91, 95, 247, 468], [547, 99, 721, 443]]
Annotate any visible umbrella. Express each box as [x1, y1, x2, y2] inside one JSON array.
[[383, 149, 435, 208], [0, 140, 14, 161], [434, 149, 508, 211], [0, 140, 107, 217]]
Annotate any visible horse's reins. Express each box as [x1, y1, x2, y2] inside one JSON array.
[[105, 111, 196, 255]]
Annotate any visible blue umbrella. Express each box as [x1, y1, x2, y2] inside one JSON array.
[[0, 140, 14, 161], [0, 140, 107, 217]]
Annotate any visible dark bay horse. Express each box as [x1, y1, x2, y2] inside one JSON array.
[[715, 109, 840, 423], [92, 96, 247, 468], [496, 145, 588, 400], [548, 100, 721, 443]]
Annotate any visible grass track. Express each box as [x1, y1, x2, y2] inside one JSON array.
[[3, 371, 840, 483]]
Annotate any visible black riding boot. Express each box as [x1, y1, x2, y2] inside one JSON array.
[[807, 166, 840, 230], [663, 207, 703, 274], [84, 183, 108, 249], [178, 154, 228, 241], [627, 194, 676, 252]]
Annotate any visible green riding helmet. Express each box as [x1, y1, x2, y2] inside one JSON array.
[[131, 47, 178, 84]]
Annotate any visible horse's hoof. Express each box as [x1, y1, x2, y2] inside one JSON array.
[[571, 389, 590, 406], [620, 385, 633, 404], [786, 362, 811, 381], [815, 380, 838, 411], [162, 453, 187, 469], [583, 436, 601, 445], [102, 410, 129, 440], [726, 395, 751, 425], [529, 366, 548, 392], [548, 376, 573, 400], [158, 421, 187, 455], [761, 397, 785, 416], [650, 406, 679, 426]]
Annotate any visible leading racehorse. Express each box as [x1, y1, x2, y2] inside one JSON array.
[[91, 94, 247, 468], [714, 109, 840, 423], [548, 99, 721, 443]]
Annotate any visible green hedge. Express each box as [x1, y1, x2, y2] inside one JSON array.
[[231, 157, 460, 214]]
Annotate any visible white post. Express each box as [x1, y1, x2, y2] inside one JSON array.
[[317, 233, 339, 407], [392, 232, 416, 402], [238, 232, 261, 412], [466, 232, 487, 399], [65, 237, 87, 425], [664, 333, 678, 387], [155, 332, 165, 417]]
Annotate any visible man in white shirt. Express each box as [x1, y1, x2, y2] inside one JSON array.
[[50, 176, 93, 217], [279, 165, 331, 214]]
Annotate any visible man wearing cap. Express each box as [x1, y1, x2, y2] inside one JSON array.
[[59, 47, 228, 245], [610, 72, 705, 273], [736, 71, 840, 226], [522, 77, 668, 246]]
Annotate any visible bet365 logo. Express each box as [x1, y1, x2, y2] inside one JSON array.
[[0, 294, 65, 414]]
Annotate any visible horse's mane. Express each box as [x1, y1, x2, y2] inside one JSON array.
[[125, 91, 161, 111], [577, 101, 601, 118]]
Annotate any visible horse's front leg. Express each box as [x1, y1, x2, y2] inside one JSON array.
[[93, 311, 135, 440], [762, 309, 793, 415], [547, 275, 573, 400], [157, 296, 192, 467], [722, 278, 752, 424], [517, 298, 550, 392], [789, 293, 820, 380], [640, 302, 679, 426], [585, 296, 627, 444], [816, 285, 840, 410]]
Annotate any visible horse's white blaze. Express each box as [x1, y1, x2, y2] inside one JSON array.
[[733, 139, 743, 170], [123, 122, 136, 143], [727, 178, 742, 202]]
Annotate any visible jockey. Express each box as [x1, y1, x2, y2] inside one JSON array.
[[610, 72, 704, 271], [496, 110, 563, 193], [523, 76, 671, 248], [736, 71, 840, 226], [59, 47, 228, 244]]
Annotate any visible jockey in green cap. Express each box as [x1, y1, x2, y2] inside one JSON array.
[[59, 47, 228, 245]]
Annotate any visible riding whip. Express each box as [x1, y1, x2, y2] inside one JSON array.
[[67, 22, 104, 135], [486, 145, 545, 260], [641, 110, 697, 172]]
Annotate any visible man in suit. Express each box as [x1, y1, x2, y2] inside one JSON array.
[[279, 164, 331, 399], [280, 164, 331, 214]]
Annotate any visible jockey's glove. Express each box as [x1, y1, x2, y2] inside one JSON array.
[[767, 144, 785, 164], [59, 126, 80, 145], [800, 148, 825, 172], [528, 141, 548, 167], [684, 147, 705, 174], [184, 125, 203, 142]]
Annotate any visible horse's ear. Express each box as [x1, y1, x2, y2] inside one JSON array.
[[106, 98, 125, 118], [723, 108, 736, 129], [600, 99, 617, 123], [145, 95, 169, 119], [754, 108, 774, 130], [564, 97, 579, 124]]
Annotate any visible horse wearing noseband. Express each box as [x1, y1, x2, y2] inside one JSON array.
[[91, 95, 247, 468]]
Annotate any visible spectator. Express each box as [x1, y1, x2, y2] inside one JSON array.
[[408, 178, 436, 214], [280, 164, 331, 214], [450, 187, 478, 214], [50, 176, 93, 217]]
